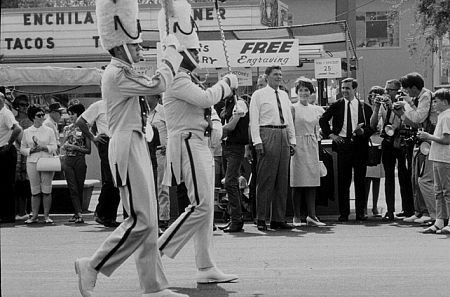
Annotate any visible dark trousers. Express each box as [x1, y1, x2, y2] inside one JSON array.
[[0, 145, 17, 222], [63, 155, 87, 214], [95, 139, 120, 221], [15, 180, 31, 215], [382, 141, 414, 214], [249, 146, 257, 219], [335, 140, 367, 217], [222, 143, 245, 223]]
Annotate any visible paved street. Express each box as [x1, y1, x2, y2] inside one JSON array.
[[2, 186, 450, 297]]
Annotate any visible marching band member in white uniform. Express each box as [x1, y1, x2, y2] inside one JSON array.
[[157, 0, 239, 284], [74, 1, 185, 297]]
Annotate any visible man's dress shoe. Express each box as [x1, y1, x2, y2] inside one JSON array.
[[269, 221, 293, 230], [223, 222, 244, 233]]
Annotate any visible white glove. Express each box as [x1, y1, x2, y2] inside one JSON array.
[[223, 73, 238, 89], [162, 34, 180, 51]]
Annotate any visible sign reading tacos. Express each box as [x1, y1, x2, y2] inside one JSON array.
[[158, 39, 299, 68]]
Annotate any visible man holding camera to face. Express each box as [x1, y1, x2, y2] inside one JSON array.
[[375, 73, 435, 224], [394, 73, 436, 225], [370, 79, 414, 221]]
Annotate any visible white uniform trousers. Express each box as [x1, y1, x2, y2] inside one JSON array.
[[90, 132, 168, 293], [156, 150, 171, 221], [158, 132, 215, 269]]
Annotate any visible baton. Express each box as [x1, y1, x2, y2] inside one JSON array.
[[214, 0, 238, 105]]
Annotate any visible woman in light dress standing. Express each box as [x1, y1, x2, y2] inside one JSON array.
[[21, 105, 58, 224], [290, 77, 325, 227]]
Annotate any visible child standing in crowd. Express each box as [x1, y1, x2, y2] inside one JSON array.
[[418, 89, 450, 234]]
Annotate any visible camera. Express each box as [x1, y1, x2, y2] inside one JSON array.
[[398, 127, 420, 146], [373, 94, 390, 106], [395, 90, 407, 101]]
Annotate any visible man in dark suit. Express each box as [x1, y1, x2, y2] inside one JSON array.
[[319, 78, 374, 222]]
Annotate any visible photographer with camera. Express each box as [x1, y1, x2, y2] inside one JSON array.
[[392, 73, 436, 225], [370, 79, 414, 221]]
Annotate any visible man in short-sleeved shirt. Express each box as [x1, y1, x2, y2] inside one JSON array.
[[76, 99, 121, 227]]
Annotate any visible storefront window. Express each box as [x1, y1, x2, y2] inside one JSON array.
[[356, 11, 400, 48]]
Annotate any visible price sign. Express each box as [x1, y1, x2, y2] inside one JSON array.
[[314, 58, 342, 79]]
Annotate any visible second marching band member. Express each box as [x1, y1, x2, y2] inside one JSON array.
[[157, 0, 239, 284]]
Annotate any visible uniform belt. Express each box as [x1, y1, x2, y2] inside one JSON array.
[[260, 125, 286, 129]]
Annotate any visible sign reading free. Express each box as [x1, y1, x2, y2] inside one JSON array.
[[158, 39, 299, 68], [314, 58, 342, 79]]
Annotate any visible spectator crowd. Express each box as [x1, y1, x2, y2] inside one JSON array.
[[1, 69, 449, 235]]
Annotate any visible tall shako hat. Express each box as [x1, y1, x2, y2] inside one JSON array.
[[96, 0, 143, 63], [158, 0, 200, 68]]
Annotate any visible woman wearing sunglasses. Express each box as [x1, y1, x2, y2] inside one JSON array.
[[20, 105, 58, 224]]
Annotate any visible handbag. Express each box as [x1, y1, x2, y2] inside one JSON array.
[[319, 161, 327, 177], [36, 156, 61, 172], [367, 139, 382, 166]]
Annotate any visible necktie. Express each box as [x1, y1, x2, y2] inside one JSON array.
[[275, 90, 285, 124], [346, 101, 352, 138]]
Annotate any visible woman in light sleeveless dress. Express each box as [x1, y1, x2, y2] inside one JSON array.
[[290, 77, 325, 227]]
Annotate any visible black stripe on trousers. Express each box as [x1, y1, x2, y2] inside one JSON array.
[[159, 132, 200, 251], [95, 168, 137, 271]]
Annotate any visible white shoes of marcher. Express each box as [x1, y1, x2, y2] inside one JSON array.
[[196, 266, 238, 284], [292, 217, 303, 227], [75, 258, 97, 297], [306, 216, 326, 226], [414, 216, 432, 223], [403, 215, 420, 222], [142, 289, 188, 297]]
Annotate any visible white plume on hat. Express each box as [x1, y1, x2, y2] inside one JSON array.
[[158, 0, 200, 51], [96, 0, 143, 51]]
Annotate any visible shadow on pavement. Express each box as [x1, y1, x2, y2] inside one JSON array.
[[172, 283, 237, 297]]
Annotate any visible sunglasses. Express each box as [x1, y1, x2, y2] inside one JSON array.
[[35, 113, 45, 118], [19, 103, 29, 107], [386, 88, 398, 92]]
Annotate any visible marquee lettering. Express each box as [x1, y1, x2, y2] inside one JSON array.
[[193, 7, 225, 21], [4, 37, 55, 50], [23, 11, 94, 26]]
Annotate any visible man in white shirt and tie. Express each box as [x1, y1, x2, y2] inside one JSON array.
[[249, 66, 296, 231]]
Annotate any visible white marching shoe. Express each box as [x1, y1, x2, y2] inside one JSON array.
[[306, 216, 326, 226], [75, 258, 98, 297], [142, 289, 188, 297], [196, 266, 238, 284]]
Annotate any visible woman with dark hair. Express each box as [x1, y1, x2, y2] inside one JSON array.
[[290, 77, 325, 227], [21, 105, 58, 224], [61, 103, 91, 223], [365, 86, 386, 217]]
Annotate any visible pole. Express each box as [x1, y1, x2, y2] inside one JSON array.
[[214, 0, 237, 104]]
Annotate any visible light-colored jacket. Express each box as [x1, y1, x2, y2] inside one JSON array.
[[20, 125, 57, 163], [103, 47, 181, 186], [163, 70, 232, 185]]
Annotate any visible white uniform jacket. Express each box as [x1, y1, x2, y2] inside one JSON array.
[[163, 70, 232, 185], [103, 48, 182, 186]]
